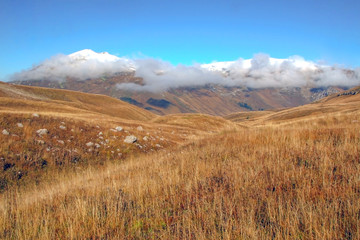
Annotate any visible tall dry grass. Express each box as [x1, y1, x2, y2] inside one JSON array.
[[1, 114, 359, 239]]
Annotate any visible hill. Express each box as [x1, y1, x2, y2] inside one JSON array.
[[0, 84, 359, 239], [225, 85, 360, 126], [15, 76, 346, 116]]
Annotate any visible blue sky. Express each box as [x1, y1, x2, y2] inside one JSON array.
[[0, 0, 359, 80]]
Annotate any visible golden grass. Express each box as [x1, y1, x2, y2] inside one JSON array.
[[0, 82, 359, 239], [1, 112, 359, 239]]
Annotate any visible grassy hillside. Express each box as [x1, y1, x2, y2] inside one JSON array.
[[0, 81, 155, 121], [225, 87, 360, 126], [0, 82, 239, 191], [0, 83, 359, 239]]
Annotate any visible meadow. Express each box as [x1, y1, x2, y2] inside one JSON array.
[[1, 111, 359, 239], [0, 82, 359, 239]]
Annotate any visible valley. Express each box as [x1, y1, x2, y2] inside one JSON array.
[[0, 81, 359, 239]]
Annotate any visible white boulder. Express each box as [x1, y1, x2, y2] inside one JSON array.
[[2, 129, 9, 135], [36, 129, 48, 136], [124, 135, 137, 143]]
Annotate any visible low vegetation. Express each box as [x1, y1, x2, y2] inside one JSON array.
[[0, 82, 359, 239], [1, 111, 359, 239]]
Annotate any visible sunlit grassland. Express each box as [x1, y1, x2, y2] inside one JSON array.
[[1, 112, 359, 239]]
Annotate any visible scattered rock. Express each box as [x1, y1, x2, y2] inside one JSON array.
[[32, 113, 39, 117], [135, 143, 143, 149], [143, 136, 148, 141], [137, 126, 144, 131], [124, 135, 137, 143], [155, 144, 162, 148], [95, 143, 101, 148], [2, 129, 9, 135], [115, 126, 123, 132], [110, 128, 117, 132], [17, 123, 24, 128], [59, 125, 66, 130], [160, 138, 165, 141], [57, 140, 65, 145], [36, 129, 48, 136], [98, 132, 103, 136], [86, 142, 94, 147], [37, 140, 45, 144]]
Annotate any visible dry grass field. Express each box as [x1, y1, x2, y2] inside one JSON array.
[[0, 82, 359, 239]]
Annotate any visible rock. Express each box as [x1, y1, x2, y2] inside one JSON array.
[[110, 128, 117, 132], [143, 136, 148, 141], [137, 126, 144, 131], [17, 123, 24, 128], [2, 129, 9, 135], [59, 125, 66, 130], [37, 140, 45, 144], [155, 144, 162, 148], [95, 143, 101, 148], [115, 126, 123, 132], [57, 140, 65, 145], [32, 113, 39, 117], [86, 142, 94, 147], [60, 122, 65, 125], [98, 132, 103, 136], [124, 135, 137, 143], [36, 129, 48, 136]]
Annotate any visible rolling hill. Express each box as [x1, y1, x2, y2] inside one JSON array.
[[225, 85, 360, 126], [0, 81, 359, 239]]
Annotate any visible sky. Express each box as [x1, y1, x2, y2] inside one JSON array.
[[0, 0, 359, 81]]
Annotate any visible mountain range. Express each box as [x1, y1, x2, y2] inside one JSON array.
[[11, 49, 359, 115]]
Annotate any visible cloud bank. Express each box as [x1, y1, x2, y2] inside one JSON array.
[[10, 51, 360, 92]]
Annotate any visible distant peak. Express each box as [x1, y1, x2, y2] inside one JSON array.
[[69, 49, 120, 63]]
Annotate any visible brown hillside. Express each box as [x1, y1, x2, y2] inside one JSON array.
[[0, 81, 155, 122], [225, 86, 360, 126]]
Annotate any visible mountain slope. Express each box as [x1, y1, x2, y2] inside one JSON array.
[[226, 86, 360, 126], [0, 81, 155, 121], [12, 49, 358, 116]]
